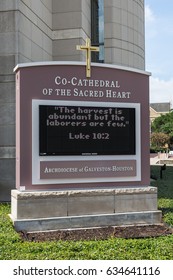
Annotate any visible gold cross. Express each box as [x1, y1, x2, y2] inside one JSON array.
[[76, 38, 99, 78]]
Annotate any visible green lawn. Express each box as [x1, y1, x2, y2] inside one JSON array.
[[0, 165, 173, 260], [151, 165, 173, 226]]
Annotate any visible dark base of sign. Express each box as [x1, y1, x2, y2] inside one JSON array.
[[10, 187, 162, 232], [10, 211, 162, 233]]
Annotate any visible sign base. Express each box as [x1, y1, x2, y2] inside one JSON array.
[[10, 187, 162, 232]]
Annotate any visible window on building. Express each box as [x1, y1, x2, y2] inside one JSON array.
[[91, 0, 104, 63]]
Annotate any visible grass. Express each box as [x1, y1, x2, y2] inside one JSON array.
[[0, 165, 173, 260], [151, 165, 173, 225]]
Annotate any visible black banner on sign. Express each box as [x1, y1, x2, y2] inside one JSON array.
[[39, 105, 136, 156]]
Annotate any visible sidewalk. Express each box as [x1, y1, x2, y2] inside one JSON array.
[[150, 155, 159, 165], [150, 153, 173, 165]]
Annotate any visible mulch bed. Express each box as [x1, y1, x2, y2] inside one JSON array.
[[19, 224, 173, 242]]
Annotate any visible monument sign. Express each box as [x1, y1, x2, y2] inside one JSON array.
[[10, 44, 162, 231], [14, 62, 145, 190]]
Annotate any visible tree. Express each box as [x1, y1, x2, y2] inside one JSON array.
[[151, 111, 173, 135], [150, 132, 169, 151], [151, 111, 173, 148]]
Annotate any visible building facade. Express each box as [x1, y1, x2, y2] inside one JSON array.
[[0, 0, 145, 201]]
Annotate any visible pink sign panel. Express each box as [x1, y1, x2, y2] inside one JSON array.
[[14, 62, 150, 191], [40, 160, 136, 180]]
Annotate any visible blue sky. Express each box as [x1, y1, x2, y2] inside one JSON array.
[[145, 0, 173, 105]]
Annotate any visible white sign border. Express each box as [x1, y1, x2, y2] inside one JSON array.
[[32, 100, 141, 185]]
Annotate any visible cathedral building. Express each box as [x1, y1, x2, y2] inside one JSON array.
[[0, 0, 145, 200]]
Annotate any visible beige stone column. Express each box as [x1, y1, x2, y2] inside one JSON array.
[[52, 0, 91, 62], [104, 0, 145, 70]]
